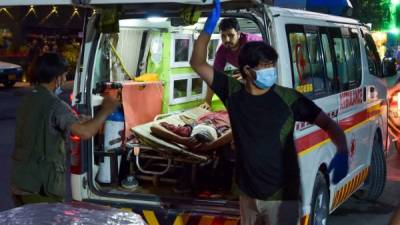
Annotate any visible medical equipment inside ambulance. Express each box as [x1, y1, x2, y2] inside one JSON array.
[[89, 14, 260, 199]]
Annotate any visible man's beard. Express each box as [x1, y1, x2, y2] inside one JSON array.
[[224, 42, 233, 49]]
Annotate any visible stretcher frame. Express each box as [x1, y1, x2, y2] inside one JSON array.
[[127, 107, 214, 186]]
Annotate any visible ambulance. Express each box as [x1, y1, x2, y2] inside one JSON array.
[[3, 0, 397, 224]]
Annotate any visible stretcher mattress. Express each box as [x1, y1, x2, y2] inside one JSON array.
[[131, 107, 211, 162]]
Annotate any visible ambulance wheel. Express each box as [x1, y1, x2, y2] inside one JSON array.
[[355, 134, 386, 201], [309, 171, 329, 225]]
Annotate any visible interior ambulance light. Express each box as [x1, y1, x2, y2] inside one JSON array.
[[198, 17, 207, 23], [389, 27, 400, 35], [147, 17, 167, 23]]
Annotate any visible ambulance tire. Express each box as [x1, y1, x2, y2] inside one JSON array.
[[309, 171, 329, 225], [355, 134, 386, 201]]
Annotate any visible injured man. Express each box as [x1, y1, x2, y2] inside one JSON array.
[[150, 110, 232, 153]]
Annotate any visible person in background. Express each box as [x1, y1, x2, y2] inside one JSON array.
[[11, 53, 120, 205], [26, 38, 43, 85], [201, 17, 262, 110], [190, 0, 349, 224]]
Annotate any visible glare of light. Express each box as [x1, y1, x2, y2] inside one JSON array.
[[72, 7, 79, 17], [392, 0, 400, 6], [40, 6, 58, 24], [51, 6, 58, 15], [22, 5, 36, 20], [92, 9, 96, 16], [389, 27, 400, 34], [0, 8, 14, 20], [147, 17, 167, 23], [198, 17, 207, 23]]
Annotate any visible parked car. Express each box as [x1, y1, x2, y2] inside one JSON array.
[[0, 61, 23, 88]]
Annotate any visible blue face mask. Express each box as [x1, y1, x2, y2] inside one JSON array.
[[54, 77, 63, 95], [54, 86, 63, 96], [253, 67, 277, 89]]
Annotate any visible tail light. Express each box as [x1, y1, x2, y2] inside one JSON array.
[[70, 106, 82, 174], [70, 135, 82, 174], [390, 91, 400, 118], [69, 93, 74, 105]]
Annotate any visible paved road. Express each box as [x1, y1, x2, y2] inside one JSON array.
[[327, 150, 400, 225], [0, 83, 399, 225]]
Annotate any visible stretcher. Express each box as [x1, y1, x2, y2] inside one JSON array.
[[128, 107, 214, 184]]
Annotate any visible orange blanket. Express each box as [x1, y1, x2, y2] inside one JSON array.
[[122, 81, 163, 139]]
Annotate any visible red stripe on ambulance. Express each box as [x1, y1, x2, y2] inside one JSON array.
[[296, 103, 381, 154]]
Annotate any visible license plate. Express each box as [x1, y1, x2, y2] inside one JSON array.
[[8, 74, 16, 80]]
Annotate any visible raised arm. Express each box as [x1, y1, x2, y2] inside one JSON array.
[[190, 0, 220, 86], [70, 95, 120, 140]]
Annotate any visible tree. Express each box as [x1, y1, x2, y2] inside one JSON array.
[[350, 0, 391, 30]]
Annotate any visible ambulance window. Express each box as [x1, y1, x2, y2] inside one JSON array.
[[305, 31, 329, 96], [286, 25, 313, 96], [173, 79, 188, 99], [364, 33, 382, 77], [92, 35, 111, 86], [171, 34, 192, 67], [192, 78, 203, 95], [343, 29, 362, 88], [208, 38, 220, 61], [170, 74, 206, 105], [330, 28, 352, 91], [320, 33, 335, 84]]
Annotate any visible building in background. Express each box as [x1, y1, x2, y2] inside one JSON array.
[[0, 5, 86, 81]]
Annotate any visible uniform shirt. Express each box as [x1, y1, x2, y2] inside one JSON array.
[[12, 85, 78, 196], [213, 32, 263, 72], [211, 70, 322, 200], [49, 93, 79, 140]]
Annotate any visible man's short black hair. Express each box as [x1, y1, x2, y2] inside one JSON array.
[[238, 41, 278, 78], [219, 18, 240, 32], [34, 53, 68, 84]]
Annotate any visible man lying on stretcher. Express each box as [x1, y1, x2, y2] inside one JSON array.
[[150, 111, 233, 152]]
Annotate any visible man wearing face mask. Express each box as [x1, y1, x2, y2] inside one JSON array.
[[191, 1, 349, 224], [11, 53, 120, 205], [201, 17, 262, 110]]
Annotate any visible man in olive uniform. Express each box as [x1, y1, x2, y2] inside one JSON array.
[[11, 53, 120, 205]]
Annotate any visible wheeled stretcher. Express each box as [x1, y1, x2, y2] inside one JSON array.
[[128, 107, 216, 186]]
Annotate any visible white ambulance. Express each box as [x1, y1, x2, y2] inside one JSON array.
[[4, 1, 396, 224]]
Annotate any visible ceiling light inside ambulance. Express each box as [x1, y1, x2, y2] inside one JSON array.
[[198, 17, 207, 23], [147, 17, 168, 23]]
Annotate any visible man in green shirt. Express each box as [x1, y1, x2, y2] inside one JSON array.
[[11, 53, 120, 205]]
